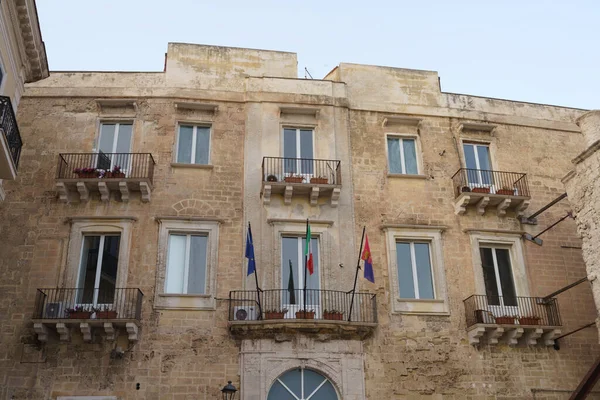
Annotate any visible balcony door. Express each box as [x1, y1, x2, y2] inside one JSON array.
[[463, 143, 493, 188], [283, 128, 314, 177], [480, 246, 518, 316], [97, 123, 133, 173], [281, 236, 320, 318], [76, 234, 120, 307]]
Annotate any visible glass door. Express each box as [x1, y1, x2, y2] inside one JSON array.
[[97, 123, 133, 175], [76, 235, 120, 311], [281, 236, 320, 318], [463, 143, 493, 189], [480, 246, 518, 318], [283, 128, 314, 180]]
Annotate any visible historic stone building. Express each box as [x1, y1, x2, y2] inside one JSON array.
[[0, 0, 48, 199], [0, 42, 598, 399]]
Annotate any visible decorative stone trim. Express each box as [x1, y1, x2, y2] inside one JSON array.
[[467, 324, 560, 347]]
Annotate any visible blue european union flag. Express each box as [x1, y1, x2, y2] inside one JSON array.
[[245, 224, 256, 276]]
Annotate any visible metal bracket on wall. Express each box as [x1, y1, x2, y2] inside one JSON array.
[[523, 212, 573, 246], [520, 193, 567, 225]]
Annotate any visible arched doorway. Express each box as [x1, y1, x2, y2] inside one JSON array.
[[267, 367, 339, 400]]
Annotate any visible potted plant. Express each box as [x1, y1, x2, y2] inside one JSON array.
[[495, 315, 516, 324], [110, 165, 126, 179], [310, 176, 328, 184], [266, 174, 278, 182], [472, 187, 491, 194], [65, 306, 93, 319], [518, 315, 541, 325], [93, 305, 118, 319], [323, 309, 344, 320], [73, 167, 99, 179], [295, 309, 315, 319], [497, 186, 515, 196], [264, 308, 287, 320], [284, 174, 304, 184], [461, 186, 471, 193]]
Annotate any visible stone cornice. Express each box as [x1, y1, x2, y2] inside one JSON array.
[[10, 0, 49, 82]]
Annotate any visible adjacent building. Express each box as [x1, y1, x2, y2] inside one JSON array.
[[0, 42, 598, 399], [0, 0, 48, 199]]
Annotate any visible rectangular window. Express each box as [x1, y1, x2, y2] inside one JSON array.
[[480, 246, 517, 307], [396, 241, 434, 299], [77, 234, 120, 305], [97, 123, 133, 170], [165, 234, 208, 294], [463, 143, 492, 185], [283, 127, 314, 175], [281, 236, 320, 313], [177, 125, 211, 164], [387, 137, 418, 174]]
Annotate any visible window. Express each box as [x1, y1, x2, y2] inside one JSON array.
[[268, 368, 338, 400], [176, 125, 210, 164], [77, 235, 120, 305], [165, 234, 208, 294], [387, 137, 418, 174], [281, 236, 320, 314], [97, 123, 133, 170], [283, 127, 314, 174], [463, 143, 492, 185], [480, 246, 517, 307], [396, 241, 434, 299], [384, 226, 449, 314]]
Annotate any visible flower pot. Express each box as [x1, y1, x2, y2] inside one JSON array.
[[75, 172, 98, 179], [495, 316, 515, 325], [295, 311, 315, 319], [310, 177, 328, 184], [266, 175, 278, 182], [111, 172, 126, 179], [518, 317, 540, 325], [472, 187, 491, 194], [323, 312, 343, 321], [96, 311, 118, 319], [265, 312, 286, 320], [497, 189, 515, 196], [284, 177, 304, 183], [68, 311, 93, 319]]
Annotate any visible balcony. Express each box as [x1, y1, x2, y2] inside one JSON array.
[[228, 289, 377, 339], [451, 169, 531, 216], [32, 288, 143, 343], [55, 153, 155, 203], [463, 294, 561, 347], [261, 157, 342, 206], [0, 96, 22, 180]]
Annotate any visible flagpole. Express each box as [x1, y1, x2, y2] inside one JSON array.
[[303, 218, 308, 319], [249, 223, 263, 320], [348, 226, 366, 322]]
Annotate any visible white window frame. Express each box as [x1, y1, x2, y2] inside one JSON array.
[[76, 234, 122, 306], [281, 126, 315, 176], [384, 226, 449, 315], [462, 142, 492, 185], [164, 232, 208, 295], [175, 124, 212, 165], [94, 121, 135, 174], [395, 240, 436, 300], [385, 133, 422, 176], [155, 218, 220, 310]]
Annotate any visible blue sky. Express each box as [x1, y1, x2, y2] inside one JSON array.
[[36, 0, 599, 109]]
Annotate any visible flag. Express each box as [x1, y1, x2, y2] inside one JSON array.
[[362, 234, 374, 283], [305, 220, 314, 275], [288, 260, 296, 304], [245, 224, 256, 276]]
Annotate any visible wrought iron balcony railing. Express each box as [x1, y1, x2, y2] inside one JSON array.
[[34, 288, 143, 320], [0, 96, 22, 169], [229, 288, 377, 323], [451, 168, 530, 198], [463, 294, 561, 328], [56, 152, 156, 183], [262, 157, 341, 185]]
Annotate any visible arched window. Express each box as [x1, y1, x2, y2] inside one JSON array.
[[267, 368, 338, 400]]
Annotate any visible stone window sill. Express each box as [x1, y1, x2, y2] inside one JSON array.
[[392, 298, 449, 315], [387, 173, 428, 179], [171, 163, 214, 169]]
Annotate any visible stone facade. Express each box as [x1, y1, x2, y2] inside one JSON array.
[[0, 43, 598, 399]]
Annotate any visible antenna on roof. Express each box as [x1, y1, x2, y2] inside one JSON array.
[[304, 67, 313, 79]]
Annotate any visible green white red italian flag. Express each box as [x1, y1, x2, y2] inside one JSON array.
[[305, 222, 314, 275]]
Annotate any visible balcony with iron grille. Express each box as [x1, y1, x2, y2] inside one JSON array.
[[0, 96, 22, 180], [451, 169, 531, 216], [32, 288, 143, 343], [261, 157, 342, 206], [55, 152, 156, 203], [228, 289, 377, 339], [463, 294, 562, 347]]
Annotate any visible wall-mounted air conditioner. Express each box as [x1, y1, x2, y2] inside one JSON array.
[[233, 306, 257, 321], [45, 302, 64, 318]]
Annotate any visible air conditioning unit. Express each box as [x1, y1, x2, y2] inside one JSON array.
[[233, 306, 257, 321], [45, 302, 64, 318]]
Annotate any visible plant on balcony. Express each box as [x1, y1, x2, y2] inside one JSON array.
[[264, 308, 288, 320], [323, 309, 344, 320], [110, 165, 125, 179], [495, 315, 516, 325], [266, 174, 278, 182], [471, 187, 491, 194], [461, 186, 471, 193], [73, 167, 99, 179], [93, 305, 118, 319], [284, 174, 305, 183], [518, 315, 541, 325], [65, 306, 93, 319], [310, 176, 329, 184], [497, 186, 515, 196], [295, 309, 315, 319]]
